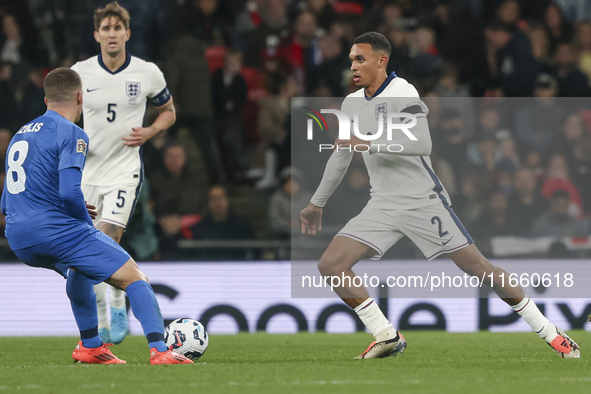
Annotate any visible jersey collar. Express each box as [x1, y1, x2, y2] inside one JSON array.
[[365, 71, 397, 100], [98, 52, 131, 75]]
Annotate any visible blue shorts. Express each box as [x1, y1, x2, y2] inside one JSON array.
[[12, 225, 130, 284]]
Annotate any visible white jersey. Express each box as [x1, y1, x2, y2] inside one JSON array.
[[71, 53, 170, 186], [311, 73, 452, 210]]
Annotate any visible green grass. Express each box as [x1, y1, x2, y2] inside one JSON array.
[[0, 332, 589, 394]]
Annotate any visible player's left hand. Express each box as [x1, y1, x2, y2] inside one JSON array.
[[122, 126, 156, 147], [335, 135, 366, 150], [85, 201, 97, 220]]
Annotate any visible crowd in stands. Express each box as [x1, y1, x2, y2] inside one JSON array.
[[1, 0, 591, 260]]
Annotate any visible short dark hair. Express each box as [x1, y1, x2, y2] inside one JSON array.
[[94, 1, 130, 31], [44, 68, 82, 103], [353, 32, 391, 57]]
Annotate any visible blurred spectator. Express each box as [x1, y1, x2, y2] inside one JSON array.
[[0, 13, 48, 81], [497, 132, 520, 171], [408, 27, 441, 92], [432, 62, 475, 137], [212, 49, 248, 179], [149, 143, 209, 218], [466, 135, 501, 172], [304, 0, 336, 31], [165, 35, 223, 184], [155, 214, 185, 261], [575, 21, 591, 84], [508, 168, 548, 235], [307, 34, 350, 96], [384, 26, 410, 78], [244, 0, 290, 68], [568, 134, 591, 213], [549, 112, 587, 159], [142, 129, 167, 177], [531, 190, 587, 237], [249, 72, 297, 189], [115, 0, 170, 61], [281, 11, 321, 88], [178, 0, 229, 45], [515, 75, 567, 153], [432, 109, 471, 179], [268, 167, 311, 238], [0, 62, 16, 129], [523, 149, 545, 181], [552, 42, 590, 97], [190, 185, 256, 260], [17, 68, 45, 126], [544, 3, 575, 54], [453, 170, 490, 229], [470, 190, 524, 241], [540, 154, 583, 218], [234, 0, 265, 51], [496, 0, 523, 28], [526, 22, 552, 74], [484, 19, 537, 97]]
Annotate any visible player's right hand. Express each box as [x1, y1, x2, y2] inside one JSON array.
[[300, 203, 322, 235], [85, 201, 97, 220]]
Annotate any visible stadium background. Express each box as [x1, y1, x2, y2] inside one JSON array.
[[0, 0, 590, 335]]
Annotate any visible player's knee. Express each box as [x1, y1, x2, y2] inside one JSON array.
[[459, 255, 491, 277], [318, 253, 341, 276]]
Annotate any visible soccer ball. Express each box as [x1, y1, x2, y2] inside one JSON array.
[[164, 318, 209, 360]]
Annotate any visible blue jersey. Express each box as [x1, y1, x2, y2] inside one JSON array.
[[2, 110, 90, 249]]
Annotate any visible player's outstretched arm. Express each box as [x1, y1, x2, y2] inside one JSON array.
[[310, 147, 353, 206], [300, 203, 323, 235], [302, 147, 353, 234], [122, 97, 176, 147]]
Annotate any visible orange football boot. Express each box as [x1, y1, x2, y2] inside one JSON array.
[[548, 328, 581, 358], [72, 341, 126, 364], [149, 348, 194, 365]]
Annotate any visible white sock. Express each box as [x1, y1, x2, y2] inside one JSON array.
[[109, 285, 126, 309], [354, 298, 396, 342], [94, 282, 109, 329], [512, 296, 557, 342]]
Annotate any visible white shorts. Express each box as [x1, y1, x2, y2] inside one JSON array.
[[82, 183, 142, 229], [336, 201, 473, 260]]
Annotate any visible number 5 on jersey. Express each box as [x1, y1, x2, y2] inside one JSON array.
[[107, 103, 117, 122]]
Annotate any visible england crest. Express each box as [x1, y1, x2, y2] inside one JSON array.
[[126, 81, 141, 98], [375, 102, 387, 120]]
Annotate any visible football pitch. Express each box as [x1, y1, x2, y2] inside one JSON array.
[[0, 331, 589, 394]]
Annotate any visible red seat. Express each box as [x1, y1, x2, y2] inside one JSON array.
[[205, 46, 227, 74], [333, 1, 364, 15]]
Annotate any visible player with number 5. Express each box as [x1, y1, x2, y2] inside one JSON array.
[[70, 2, 175, 345]]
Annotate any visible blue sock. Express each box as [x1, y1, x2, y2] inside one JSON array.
[[66, 270, 101, 348], [126, 280, 167, 352]]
